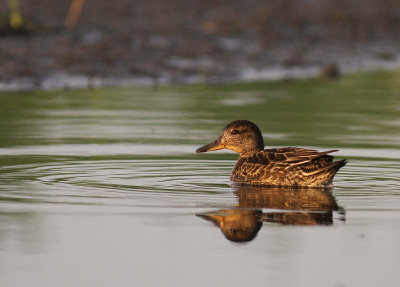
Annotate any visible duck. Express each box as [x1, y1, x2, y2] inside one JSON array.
[[196, 120, 347, 188]]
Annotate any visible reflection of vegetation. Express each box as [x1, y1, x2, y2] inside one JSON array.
[[1, 70, 400, 151], [178, 70, 400, 150], [198, 185, 344, 243]]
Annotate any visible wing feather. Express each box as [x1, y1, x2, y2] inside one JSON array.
[[253, 147, 337, 164], [231, 147, 345, 187]]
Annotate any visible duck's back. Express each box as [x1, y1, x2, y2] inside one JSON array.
[[231, 147, 347, 187]]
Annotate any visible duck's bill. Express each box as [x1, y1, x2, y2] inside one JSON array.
[[196, 212, 223, 224], [196, 137, 224, 153]]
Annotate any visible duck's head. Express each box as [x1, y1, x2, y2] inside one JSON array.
[[196, 120, 264, 157]]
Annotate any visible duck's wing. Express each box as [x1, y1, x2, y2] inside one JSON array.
[[251, 147, 338, 166], [233, 147, 344, 186]]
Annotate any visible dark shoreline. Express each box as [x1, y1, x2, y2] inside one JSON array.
[[2, 0, 400, 91]]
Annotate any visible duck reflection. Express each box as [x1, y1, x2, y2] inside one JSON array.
[[197, 185, 344, 243], [198, 209, 263, 243]]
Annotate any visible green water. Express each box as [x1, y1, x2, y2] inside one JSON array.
[[0, 71, 400, 286]]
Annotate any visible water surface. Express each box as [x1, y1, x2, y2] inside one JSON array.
[[1, 72, 400, 286]]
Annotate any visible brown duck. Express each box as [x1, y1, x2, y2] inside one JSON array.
[[196, 120, 347, 188]]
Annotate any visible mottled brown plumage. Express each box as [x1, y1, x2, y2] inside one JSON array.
[[196, 120, 347, 187], [196, 185, 342, 242]]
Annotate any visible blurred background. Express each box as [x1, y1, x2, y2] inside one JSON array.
[[2, 0, 400, 90], [1, 2, 400, 287]]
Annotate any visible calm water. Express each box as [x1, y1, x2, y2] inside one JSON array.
[[1, 72, 400, 287]]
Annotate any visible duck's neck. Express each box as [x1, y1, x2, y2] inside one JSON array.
[[239, 145, 264, 158], [239, 136, 264, 157]]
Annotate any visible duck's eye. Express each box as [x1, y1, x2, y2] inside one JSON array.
[[230, 129, 240, 135]]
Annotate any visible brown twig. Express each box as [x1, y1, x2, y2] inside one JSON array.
[[65, 0, 85, 28]]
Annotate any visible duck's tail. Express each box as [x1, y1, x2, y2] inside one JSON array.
[[313, 159, 347, 187]]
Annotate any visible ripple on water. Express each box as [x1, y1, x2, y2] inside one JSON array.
[[0, 159, 238, 211], [334, 159, 400, 211], [1, 157, 399, 214]]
